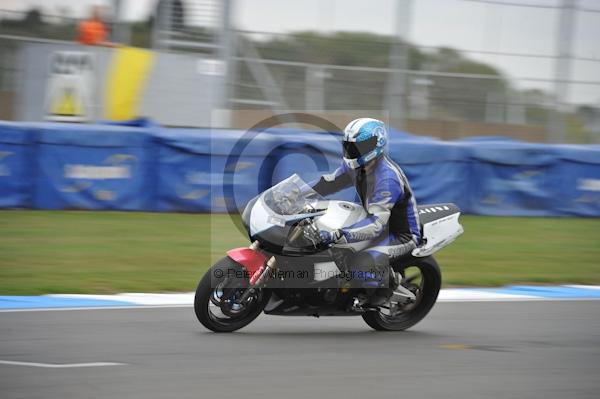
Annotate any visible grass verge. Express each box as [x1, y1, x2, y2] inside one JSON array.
[[0, 210, 599, 294]]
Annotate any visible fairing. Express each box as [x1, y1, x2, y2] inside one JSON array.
[[242, 174, 327, 254], [226, 248, 268, 278]]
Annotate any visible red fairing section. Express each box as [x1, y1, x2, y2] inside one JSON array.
[[226, 248, 267, 277]]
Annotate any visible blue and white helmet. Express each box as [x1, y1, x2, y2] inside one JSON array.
[[342, 118, 387, 169]]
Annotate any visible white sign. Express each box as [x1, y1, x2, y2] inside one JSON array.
[[197, 59, 226, 76], [44, 51, 95, 122], [578, 178, 600, 192], [64, 165, 131, 180]]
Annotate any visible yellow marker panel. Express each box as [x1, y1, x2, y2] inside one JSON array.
[[104, 47, 155, 121]]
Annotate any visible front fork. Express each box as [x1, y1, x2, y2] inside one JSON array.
[[238, 242, 277, 303]]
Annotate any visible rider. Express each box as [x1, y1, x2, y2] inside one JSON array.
[[311, 118, 421, 304]]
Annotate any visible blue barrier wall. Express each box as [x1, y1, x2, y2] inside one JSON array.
[[0, 122, 35, 208], [34, 123, 156, 211], [155, 129, 280, 213], [389, 140, 470, 211], [0, 121, 599, 216], [553, 146, 600, 217], [463, 141, 561, 216]]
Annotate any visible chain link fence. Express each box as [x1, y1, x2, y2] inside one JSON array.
[[230, 57, 557, 141], [1, 1, 599, 143]]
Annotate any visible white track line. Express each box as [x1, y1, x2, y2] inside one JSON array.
[[0, 360, 126, 368], [51, 293, 194, 305], [438, 289, 537, 301]]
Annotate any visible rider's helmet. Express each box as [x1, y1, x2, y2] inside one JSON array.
[[342, 118, 387, 169]]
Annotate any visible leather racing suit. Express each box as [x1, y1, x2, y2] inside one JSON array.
[[311, 154, 421, 288]]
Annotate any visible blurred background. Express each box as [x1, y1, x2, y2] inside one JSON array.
[[0, 0, 599, 294], [0, 0, 599, 142], [2, 5, 599, 398]]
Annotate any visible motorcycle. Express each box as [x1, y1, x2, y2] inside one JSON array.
[[194, 174, 464, 332]]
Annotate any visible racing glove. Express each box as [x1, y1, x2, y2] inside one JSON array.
[[318, 229, 342, 246]]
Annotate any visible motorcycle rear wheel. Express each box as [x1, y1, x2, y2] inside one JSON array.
[[194, 257, 270, 332], [362, 256, 441, 331]]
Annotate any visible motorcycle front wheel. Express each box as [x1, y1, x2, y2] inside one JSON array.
[[194, 257, 271, 332], [362, 255, 441, 331]]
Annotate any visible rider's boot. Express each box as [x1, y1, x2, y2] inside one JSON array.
[[361, 266, 396, 307]]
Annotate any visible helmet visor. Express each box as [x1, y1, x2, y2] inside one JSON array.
[[343, 136, 378, 159]]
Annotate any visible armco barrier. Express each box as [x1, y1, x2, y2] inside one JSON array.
[[0, 121, 599, 216]]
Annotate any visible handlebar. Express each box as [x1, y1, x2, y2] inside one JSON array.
[[302, 220, 333, 250], [287, 219, 323, 246]]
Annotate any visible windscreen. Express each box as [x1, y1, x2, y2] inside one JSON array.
[[261, 174, 324, 216]]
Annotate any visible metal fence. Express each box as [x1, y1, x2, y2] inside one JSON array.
[[228, 35, 598, 142], [232, 56, 555, 121], [0, 36, 21, 120], [1, 0, 599, 143]]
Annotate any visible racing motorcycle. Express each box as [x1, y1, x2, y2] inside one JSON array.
[[194, 174, 463, 332]]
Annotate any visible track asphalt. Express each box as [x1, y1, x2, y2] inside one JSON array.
[[1, 301, 598, 399]]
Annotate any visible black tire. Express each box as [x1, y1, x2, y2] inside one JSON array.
[[194, 257, 271, 333], [362, 256, 441, 331]]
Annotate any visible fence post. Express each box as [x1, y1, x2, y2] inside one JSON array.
[[305, 64, 326, 111], [387, 0, 413, 130], [550, 0, 577, 143]]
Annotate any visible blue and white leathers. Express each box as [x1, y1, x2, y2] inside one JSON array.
[[312, 154, 421, 259]]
